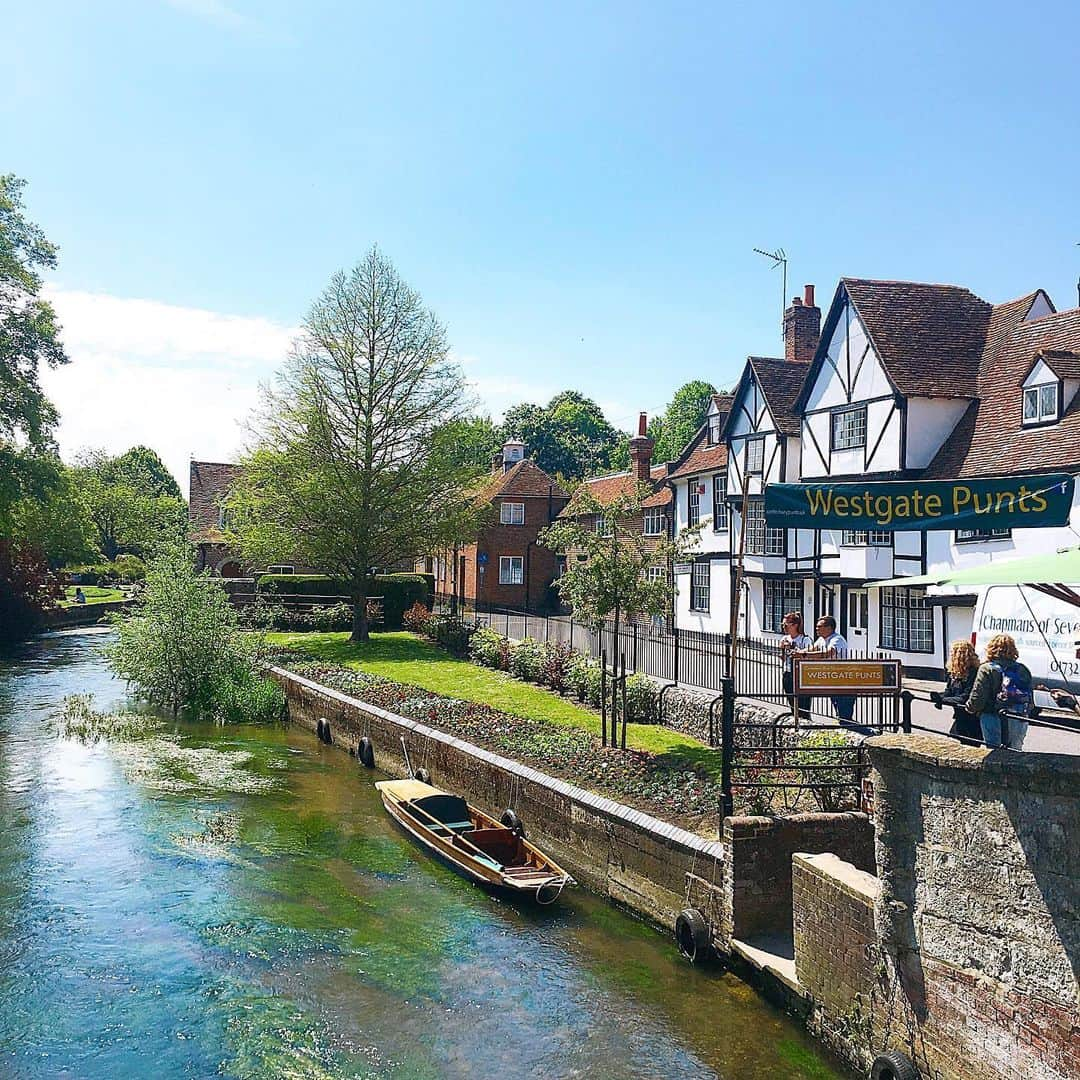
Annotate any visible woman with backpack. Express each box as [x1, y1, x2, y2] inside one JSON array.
[[964, 633, 1032, 750]]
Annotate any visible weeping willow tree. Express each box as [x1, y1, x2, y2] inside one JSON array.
[[228, 247, 482, 641]]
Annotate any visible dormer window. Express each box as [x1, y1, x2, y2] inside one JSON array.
[[708, 414, 723, 445], [1022, 384, 1058, 426]]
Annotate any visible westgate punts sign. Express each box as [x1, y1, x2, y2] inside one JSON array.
[[793, 658, 902, 696], [765, 474, 1074, 532]]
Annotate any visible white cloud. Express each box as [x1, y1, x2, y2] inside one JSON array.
[[42, 287, 297, 495]]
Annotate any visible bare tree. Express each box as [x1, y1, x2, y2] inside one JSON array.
[[229, 247, 480, 641]]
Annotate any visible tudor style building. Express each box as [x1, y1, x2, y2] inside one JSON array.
[[427, 441, 569, 611]]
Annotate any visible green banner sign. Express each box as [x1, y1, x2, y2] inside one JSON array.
[[764, 474, 1075, 532]]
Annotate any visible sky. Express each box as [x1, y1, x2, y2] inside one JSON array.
[[4, 1, 1080, 494]]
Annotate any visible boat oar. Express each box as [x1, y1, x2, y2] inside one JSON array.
[[400, 736, 414, 778]]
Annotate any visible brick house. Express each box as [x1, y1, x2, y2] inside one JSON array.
[[556, 413, 675, 608], [426, 441, 569, 611], [188, 459, 318, 577]]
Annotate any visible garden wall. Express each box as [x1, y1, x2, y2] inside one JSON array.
[[44, 600, 130, 629], [272, 666, 726, 932]]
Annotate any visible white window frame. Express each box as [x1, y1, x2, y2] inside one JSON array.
[[841, 530, 891, 547], [708, 414, 723, 445], [1022, 383, 1058, 425], [745, 437, 765, 475], [956, 527, 1011, 543], [831, 405, 867, 450], [763, 579, 802, 633], [712, 474, 728, 531], [643, 507, 664, 536], [498, 556, 524, 585], [745, 498, 784, 556], [880, 586, 933, 653], [687, 478, 704, 527], [644, 565, 667, 584], [690, 561, 710, 612], [500, 501, 525, 525], [266, 564, 294, 575], [595, 514, 614, 537]]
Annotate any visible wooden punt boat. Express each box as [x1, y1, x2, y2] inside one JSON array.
[[375, 777, 574, 904]]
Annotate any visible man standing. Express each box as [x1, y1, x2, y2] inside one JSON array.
[[797, 615, 858, 727]]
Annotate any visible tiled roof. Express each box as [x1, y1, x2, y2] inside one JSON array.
[[1026, 348, 1080, 383], [667, 433, 728, 480], [843, 278, 992, 397], [747, 356, 810, 435], [472, 459, 569, 503], [711, 392, 735, 413], [188, 460, 240, 541], [924, 307, 1080, 478], [562, 463, 671, 516]]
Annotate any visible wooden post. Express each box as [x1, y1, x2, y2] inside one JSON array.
[[620, 652, 628, 750], [728, 480, 752, 686], [601, 649, 608, 747]]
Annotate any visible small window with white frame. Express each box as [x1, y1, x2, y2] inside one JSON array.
[[499, 501, 525, 525], [644, 565, 667, 584], [643, 506, 664, 536], [841, 530, 890, 547], [594, 514, 614, 537], [707, 413, 723, 445], [831, 405, 867, 450], [1022, 384, 1058, 425], [712, 474, 728, 531], [745, 437, 765, 475], [498, 556, 524, 585], [687, 478, 704, 526], [956, 527, 1011, 543], [690, 561, 710, 612], [266, 564, 294, 574]]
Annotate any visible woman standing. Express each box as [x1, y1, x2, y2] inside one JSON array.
[[964, 633, 1032, 749], [932, 639, 981, 744], [779, 611, 813, 722]]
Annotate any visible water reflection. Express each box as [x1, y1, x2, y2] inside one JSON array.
[[0, 631, 849, 1079]]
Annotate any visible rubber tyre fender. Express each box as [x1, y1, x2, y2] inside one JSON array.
[[870, 1049, 918, 1080], [414, 767, 431, 784], [315, 718, 327, 742], [321, 720, 332, 745], [675, 908, 710, 964], [358, 736, 375, 768], [500, 809, 525, 837]]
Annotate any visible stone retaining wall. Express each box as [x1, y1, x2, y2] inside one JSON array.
[[272, 666, 725, 931]]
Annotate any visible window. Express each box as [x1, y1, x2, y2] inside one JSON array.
[[956, 527, 1011, 542], [841, 530, 891, 546], [643, 507, 664, 536], [880, 586, 933, 653], [500, 501, 525, 525], [745, 437, 765, 475], [498, 556, 524, 585], [690, 561, 710, 612], [744, 498, 785, 556], [267, 564, 294, 574], [708, 414, 723, 445], [764, 579, 803, 633], [831, 405, 867, 450], [819, 586, 835, 618], [644, 565, 667, 584], [217, 505, 232, 531], [712, 475, 728, 531], [594, 515, 614, 537], [1022, 384, 1058, 425], [687, 478, 704, 526]]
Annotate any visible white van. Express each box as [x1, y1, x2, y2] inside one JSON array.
[[971, 584, 1080, 690]]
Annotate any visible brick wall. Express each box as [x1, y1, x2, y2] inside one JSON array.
[[273, 666, 725, 931], [793, 734, 1080, 1080], [720, 812, 874, 945]]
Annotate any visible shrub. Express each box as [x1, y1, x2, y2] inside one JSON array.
[[509, 637, 544, 682], [402, 601, 432, 634], [425, 613, 475, 656], [567, 652, 593, 702], [113, 554, 146, 582], [309, 601, 353, 632], [624, 673, 658, 723], [255, 572, 428, 629], [539, 640, 573, 694], [469, 626, 506, 669], [210, 665, 286, 725], [584, 663, 603, 708], [795, 729, 861, 812]]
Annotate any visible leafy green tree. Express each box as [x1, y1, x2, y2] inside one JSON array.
[[433, 415, 503, 476], [652, 380, 718, 462], [0, 539, 57, 642], [3, 467, 98, 567], [75, 449, 186, 559], [501, 390, 622, 481], [107, 541, 282, 721], [0, 175, 69, 517], [228, 247, 480, 642], [540, 485, 702, 653]]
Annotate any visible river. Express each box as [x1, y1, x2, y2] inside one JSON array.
[[0, 630, 849, 1079]]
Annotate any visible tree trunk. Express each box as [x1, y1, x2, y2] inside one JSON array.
[[351, 581, 369, 643]]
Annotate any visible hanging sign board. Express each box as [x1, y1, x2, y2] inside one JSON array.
[[765, 474, 1073, 532], [673, 562, 693, 576], [793, 657, 902, 696]]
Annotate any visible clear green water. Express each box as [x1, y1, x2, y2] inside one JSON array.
[[0, 630, 850, 1079]]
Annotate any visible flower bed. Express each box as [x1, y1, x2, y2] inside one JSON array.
[[281, 658, 722, 831]]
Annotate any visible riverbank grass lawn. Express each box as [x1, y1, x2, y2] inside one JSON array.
[[266, 631, 719, 779], [60, 585, 125, 608]]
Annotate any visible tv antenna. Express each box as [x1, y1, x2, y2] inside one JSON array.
[[753, 246, 788, 321]]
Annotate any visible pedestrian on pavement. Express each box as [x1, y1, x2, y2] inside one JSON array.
[[964, 633, 1032, 750], [798, 615, 859, 728], [779, 611, 812, 722], [932, 639, 981, 744]]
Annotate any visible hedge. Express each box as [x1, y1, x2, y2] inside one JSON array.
[[255, 573, 429, 629]]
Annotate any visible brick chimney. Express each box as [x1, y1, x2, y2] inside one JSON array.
[[628, 412, 654, 482], [783, 284, 820, 363]]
